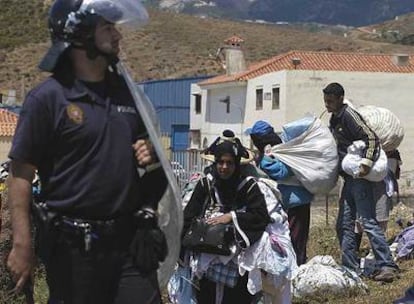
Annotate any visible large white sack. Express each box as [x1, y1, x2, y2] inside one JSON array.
[[270, 116, 338, 194], [358, 105, 404, 152], [342, 140, 388, 182]]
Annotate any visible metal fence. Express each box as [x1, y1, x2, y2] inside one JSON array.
[[169, 149, 209, 190], [159, 132, 208, 189]]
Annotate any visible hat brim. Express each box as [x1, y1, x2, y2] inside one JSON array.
[[244, 127, 253, 135], [39, 41, 70, 72], [200, 149, 255, 165]]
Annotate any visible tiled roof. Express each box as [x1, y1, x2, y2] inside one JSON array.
[[199, 50, 414, 86], [0, 109, 18, 136]]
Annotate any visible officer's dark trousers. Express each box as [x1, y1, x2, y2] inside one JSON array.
[[45, 232, 161, 304]]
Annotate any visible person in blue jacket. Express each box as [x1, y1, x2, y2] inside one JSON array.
[[247, 120, 313, 265]]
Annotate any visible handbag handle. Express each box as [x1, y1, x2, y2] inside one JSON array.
[[199, 176, 214, 218]]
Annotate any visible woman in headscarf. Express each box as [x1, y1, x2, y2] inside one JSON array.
[[182, 130, 270, 304]]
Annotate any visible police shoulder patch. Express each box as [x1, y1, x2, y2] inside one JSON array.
[[66, 103, 84, 124]]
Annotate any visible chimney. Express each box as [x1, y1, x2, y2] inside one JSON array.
[[291, 57, 301, 69], [222, 35, 246, 75], [392, 54, 409, 66]]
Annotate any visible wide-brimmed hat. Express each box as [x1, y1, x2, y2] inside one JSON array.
[[200, 149, 255, 164], [201, 129, 255, 164]]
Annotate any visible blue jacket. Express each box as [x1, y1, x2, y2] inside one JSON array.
[[260, 155, 313, 209]]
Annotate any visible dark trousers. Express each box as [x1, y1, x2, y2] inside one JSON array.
[[288, 204, 311, 266], [45, 231, 161, 304], [196, 274, 253, 304]]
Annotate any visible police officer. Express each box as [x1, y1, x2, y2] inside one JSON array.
[[6, 0, 168, 303]]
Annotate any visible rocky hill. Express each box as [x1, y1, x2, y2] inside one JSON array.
[[2, 3, 414, 103], [147, 0, 414, 26]]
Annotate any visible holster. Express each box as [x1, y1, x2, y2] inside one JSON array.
[[31, 201, 60, 263], [129, 209, 168, 274]]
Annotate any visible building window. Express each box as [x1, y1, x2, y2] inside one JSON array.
[[219, 96, 230, 113], [190, 130, 201, 146], [256, 88, 263, 110], [194, 94, 201, 114], [272, 87, 280, 109]]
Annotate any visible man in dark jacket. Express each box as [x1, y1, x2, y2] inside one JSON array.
[[323, 82, 398, 282]]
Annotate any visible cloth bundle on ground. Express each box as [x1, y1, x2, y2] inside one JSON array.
[[267, 115, 338, 194], [394, 225, 414, 260], [292, 255, 368, 298], [341, 140, 388, 182], [357, 105, 404, 152]]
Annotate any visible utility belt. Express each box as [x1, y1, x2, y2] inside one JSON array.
[[32, 201, 168, 273], [59, 214, 137, 252], [32, 201, 136, 255]]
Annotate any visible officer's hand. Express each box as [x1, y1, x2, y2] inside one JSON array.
[[359, 164, 371, 177], [132, 139, 156, 167], [7, 245, 34, 293]]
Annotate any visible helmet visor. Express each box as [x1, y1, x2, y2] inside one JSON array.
[[81, 0, 149, 27]]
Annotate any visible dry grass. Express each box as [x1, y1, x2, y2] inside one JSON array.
[[299, 197, 414, 304], [1, 196, 414, 303]]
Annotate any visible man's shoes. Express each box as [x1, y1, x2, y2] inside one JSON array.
[[372, 267, 399, 283]]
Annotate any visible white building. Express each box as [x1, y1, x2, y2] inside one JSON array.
[[189, 47, 414, 174]]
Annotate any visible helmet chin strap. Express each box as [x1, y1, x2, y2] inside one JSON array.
[[72, 37, 119, 66]]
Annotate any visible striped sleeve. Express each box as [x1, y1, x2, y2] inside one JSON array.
[[345, 107, 379, 166]]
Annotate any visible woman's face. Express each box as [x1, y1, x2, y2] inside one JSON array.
[[216, 153, 236, 180]]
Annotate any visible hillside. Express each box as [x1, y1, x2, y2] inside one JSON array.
[[348, 12, 414, 45], [148, 0, 414, 27], [2, 7, 414, 102]]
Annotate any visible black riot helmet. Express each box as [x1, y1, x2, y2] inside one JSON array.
[[39, 0, 149, 72]]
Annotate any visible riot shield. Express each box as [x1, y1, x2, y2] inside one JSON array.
[[117, 62, 183, 288]]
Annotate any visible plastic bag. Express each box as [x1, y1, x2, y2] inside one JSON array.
[[341, 140, 388, 182]]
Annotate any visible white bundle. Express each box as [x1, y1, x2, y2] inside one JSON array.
[[270, 116, 338, 194], [292, 255, 367, 298], [341, 140, 388, 182], [358, 105, 404, 152]]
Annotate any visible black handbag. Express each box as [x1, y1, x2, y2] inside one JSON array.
[[182, 178, 234, 256], [182, 218, 233, 255]]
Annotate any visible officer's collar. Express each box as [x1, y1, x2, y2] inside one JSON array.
[[62, 78, 107, 105]]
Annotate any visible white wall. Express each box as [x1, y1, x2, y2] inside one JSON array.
[[0, 137, 12, 161], [191, 70, 414, 179], [191, 83, 247, 147], [283, 70, 414, 174], [244, 71, 287, 130]]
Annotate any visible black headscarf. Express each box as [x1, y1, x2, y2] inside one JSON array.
[[203, 130, 249, 206]]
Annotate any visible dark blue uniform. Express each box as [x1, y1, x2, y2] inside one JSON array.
[[10, 71, 167, 304], [10, 74, 164, 218]]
